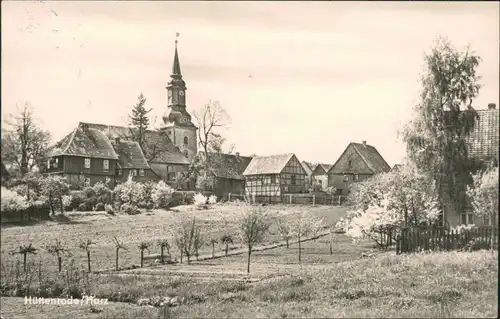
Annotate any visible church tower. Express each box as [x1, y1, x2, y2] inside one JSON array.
[[161, 37, 197, 161]]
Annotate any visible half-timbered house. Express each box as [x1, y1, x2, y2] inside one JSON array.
[[311, 163, 332, 191]]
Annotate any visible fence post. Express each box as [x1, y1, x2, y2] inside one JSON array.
[[312, 195, 315, 206], [289, 194, 292, 205], [228, 193, 231, 202], [338, 196, 341, 206]]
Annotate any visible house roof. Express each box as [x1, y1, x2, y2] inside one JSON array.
[[301, 161, 314, 176], [113, 140, 150, 169], [328, 142, 391, 175], [466, 108, 499, 162], [46, 126, 119, 159], [313, 163, 332, 175], [243, 153, 296, 176], [205, 152, 253, 180]]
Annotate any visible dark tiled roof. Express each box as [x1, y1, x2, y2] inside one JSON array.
[[466, 108, 499, 162], [113, 141, 150, 169], [205, 152, 253, 180], [149, 163, 170, 179], [47, 126, 118, 159], [243, 153, 295, 175], [82, 122, 189, 165], [328, 142, 391, 175], [313, 163, 332, 175]]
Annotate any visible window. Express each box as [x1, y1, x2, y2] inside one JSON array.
[[460, 213, 474, 225], [139, 169, 145, 177], [184, 136, 188, 146], [483, 215, 491, 226], [291, 175, 296, 185], [271, 175, 277, 184], [84, 158, 91, 169], [103, 160, 109, 172], [167, 172, 176, 181], [348, 160, 352, 168], [132, 170, 138, 176]]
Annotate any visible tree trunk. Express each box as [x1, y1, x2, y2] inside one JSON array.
[[212, 242, 215, 257], [298, 235, 302, 262], [87, 251, 91, 273], [225, 243, 229, 256], [59, 196, 64, 214], [26, 183, 30, 202], [187, 254, 191, 264], [23, 253, 27, 272], [286, 238, 289, 249], [160, 246, 164, 264], [247, 247, 252, 274], [180, 250, 183, 264], [49, 196, 55, 215], [115, 248, 119, 271], [58, 256, 62, 272], [329, 242, 333, 255], [140, 250, 144, 268]]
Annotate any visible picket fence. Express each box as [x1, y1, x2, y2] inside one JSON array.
[[1, 204, 51, 223], [396, 226, 498, 254], [221, 193, 347, 206]]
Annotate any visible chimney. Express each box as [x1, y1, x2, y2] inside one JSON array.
[[488, 103, 496, 110], [362, 141, 367, 147]]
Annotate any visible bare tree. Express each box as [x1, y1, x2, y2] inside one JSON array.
[[79, 239, 95, 273], [193, 100, 231, 160], [157, 239, 171, 264], [138, 241, 151, 268], [220, 234, 233, 256], [276, 216, 293, 249], [112, 237, 128, 271], [237, 205, 270, 274], [2, 102, 51, 176], [290, 211, 324, 262], [45, 239, 69, 272], [9, 243, 37, 272]]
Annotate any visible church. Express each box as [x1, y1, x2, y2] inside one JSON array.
[[43, 40, 198, 190]]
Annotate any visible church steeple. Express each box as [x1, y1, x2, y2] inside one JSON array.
[[172, 39, 182, 77]]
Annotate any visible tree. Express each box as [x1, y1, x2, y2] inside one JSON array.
[[128, 93, 152, 151], [174, 234, 185, 264], [289, 211, 324, 262], [176, 217, 202, 264], [192, 100, 231, 189], [276, 216, 293, 249], [40, 175, 70, 215], [45, 239, 69, 272], [209, 238, 218, 258], [157, 239, 171, 264], [237, 205, 270, 274], [79, 239, 95, 273], [138, 241, 151, 268], [112, 237, 128, 271], [401, 36, 482, 217], [9, 243, 37, 272], [220, 234, 233, 256], [193, 227, 203, 261], [1, 102, 51, 176]]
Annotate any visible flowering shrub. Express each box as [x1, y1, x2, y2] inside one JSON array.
[[341, 162, 441, 247], [208, 195, 217, 205], [466, 165, 498, 226], [114, 175, 145, 207], [1, 187, 28, 212], [151, 181, 175, 209], [194, 193, 207, 208], [62, 195, 73, 210]]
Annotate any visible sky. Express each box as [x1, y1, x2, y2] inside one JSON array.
[[2, 1, 499, 167]]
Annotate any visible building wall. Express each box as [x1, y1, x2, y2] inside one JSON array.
[[213, 177, 245, 197], [115, 168, 160, 184], [62, 156, 117, 176], [329, 144, 373, 175], [62, 173, 115, 190], [162, 126, 197, 162], [328, 173, 373, 195], [313, 174, 328, 190]]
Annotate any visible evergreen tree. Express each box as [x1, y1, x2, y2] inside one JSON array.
[[128, 93, 152, 151]]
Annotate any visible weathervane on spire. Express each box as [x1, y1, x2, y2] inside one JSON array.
[[175, 32, 180, 46]]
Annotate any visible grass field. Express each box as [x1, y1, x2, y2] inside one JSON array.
[[1, 249, 497, 318], [0, 203, 347, 272]]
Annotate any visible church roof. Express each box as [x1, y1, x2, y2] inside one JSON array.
[[465, 107, 499, 163], [243, 153, 296, 176], [328, 142, 391, 175], [172, 43, 182, 76], [204, 152, 253, 180]]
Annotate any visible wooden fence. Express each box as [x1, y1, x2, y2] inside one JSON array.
[[0, 204, 51, 223], [221, 193, 347, 206], [396, 226, 498, 254]]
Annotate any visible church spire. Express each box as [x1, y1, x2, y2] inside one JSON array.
[[172, 33, 182, 77]]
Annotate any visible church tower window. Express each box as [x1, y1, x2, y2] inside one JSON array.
[[184, 136, 188, 146]]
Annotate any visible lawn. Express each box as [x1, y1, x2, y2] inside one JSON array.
[[0, 203, 347, 273], [1, 250, 497, 318]]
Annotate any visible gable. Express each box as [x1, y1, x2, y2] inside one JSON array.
[[281, 154, 307, 175], [243, 153, 294, 175], [312, 165, 326, 175], [329, 144, 374, 175], [206, 152, 253, 180]]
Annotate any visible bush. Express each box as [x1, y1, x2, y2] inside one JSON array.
[[151, 181, 175, 209], [208, 195, 217, 205], [68, 191, 85, 211], [194, 193, 207, 208], [95, 202, 105, 211], [114, 176, 145, 207], [121, 203, 140, 215], [1, 187, 28, 212], [92, 182, 112, 204], [77, 202, 92, 212], [105, 204, 115, 215]]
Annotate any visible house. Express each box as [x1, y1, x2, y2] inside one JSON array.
[[243, 153, 307, 199], [1, 161, 11, 184], [43, 39, 196, 190], [327, 141, 391, 195], [201, 152, 253, 197], [300, 161, 314, 190], [311, 163, 332, 191], [443, 102, 499, 228]]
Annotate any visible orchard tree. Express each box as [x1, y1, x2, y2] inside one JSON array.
[[9, 243, 37, 272], [45, 239, 69, 272], [157, 239, 171, 264], [112, 237, 128, 271], [220, 234, 233, 256], [1, 102, 51, 176], [289, 211, 324, 262], [40, 175, 70, 214], [138, 241, 151, 268], [276, 216, 293, 249], [128, 93, 152, 151], [79, 239, 95, 273], [401, 36, 482, 216], [237, 205, 270, 274]]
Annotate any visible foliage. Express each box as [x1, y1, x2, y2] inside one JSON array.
[[95, 202, 105, 211], [1, 186, 28, 212], [276, 216, 293, 248], [193, 193, 207, 208], [1, 102, 51, 176], [151, 181, 175, 209], [45, 239, 69, 272], [157, 239, 171, 264], [208, 195, 217, 205], [92, 182, 113, 204], [114, 175, 145, 207], [120, 203, 140, 215], [9, 243, 37, 271], [289, 211, 324, 261], [220, 234, 233, 256], [175, 217, 203, 264], [236, 204, 271, 273], [466, 165, 498, 223], [39, 175, 70, 214], [325, 186, 338, 196], [128, 92, 152, 152], [401, 36, 482, 215]]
